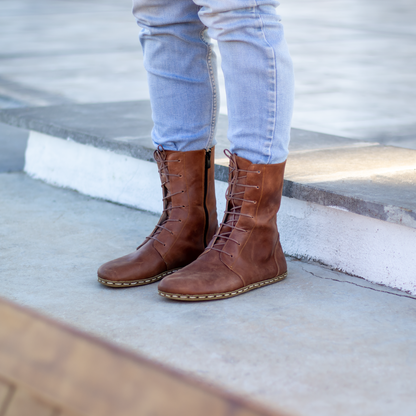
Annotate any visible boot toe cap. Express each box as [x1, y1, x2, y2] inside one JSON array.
[[97, 246, 166, 283], [158, 258, 243, 296], [97, 261, 119, 280]]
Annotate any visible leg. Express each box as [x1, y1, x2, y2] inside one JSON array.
[[196, 0, 294, 163], [97, 0, 218, 286], [133, 0, 219, 151], [158, 1, 294, 300]]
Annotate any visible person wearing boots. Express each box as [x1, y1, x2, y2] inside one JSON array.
[[97, 0, 295, 301]]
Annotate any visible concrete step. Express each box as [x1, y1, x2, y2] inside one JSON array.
[[0, 100, 415, 294]]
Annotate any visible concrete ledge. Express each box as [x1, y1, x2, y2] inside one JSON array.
[[278, 198, 416, 294], [1, 101, 415, 228], [1, 101, 415, 294]]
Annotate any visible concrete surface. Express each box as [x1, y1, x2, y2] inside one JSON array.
[[0, 99, 370, 164], [0, 122, 28, 173], [0, 0, 415, 149], [285, 146, 416, 227], [0, 100, 373, 161], [277, 197, 416, 295], [0, 100, 226, 163], [284, 0, 416, 144], [2, 101, 415, 229], [1, 171, 416, 416]]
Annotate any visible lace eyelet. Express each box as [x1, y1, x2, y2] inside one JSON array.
[[257, 170, 261, 174], [256, 186, 260, 189], [179, 174, 183, 178]]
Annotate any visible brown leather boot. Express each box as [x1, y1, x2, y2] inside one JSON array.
[[97, 146, 217, 287], [158, 151, 287, 301]]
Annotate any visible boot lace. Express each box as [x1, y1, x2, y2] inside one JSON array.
[[210, 150, 260, 258], [144, 146, 184, 247]]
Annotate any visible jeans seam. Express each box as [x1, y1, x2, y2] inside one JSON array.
[[199, 27, 217, 150], [254, 1, 277, 164]]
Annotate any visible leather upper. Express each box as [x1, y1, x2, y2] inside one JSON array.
[[158, 153, 287, 295], [98, 147, 217, 282]]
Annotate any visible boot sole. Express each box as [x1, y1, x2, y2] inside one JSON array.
[[98, 268, 181, 288], [158, 272, 287, 301]]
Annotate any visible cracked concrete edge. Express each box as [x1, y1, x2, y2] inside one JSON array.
[[294, 258, 416, 300]]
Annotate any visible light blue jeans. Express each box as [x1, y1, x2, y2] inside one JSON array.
[[132, 0, 294, 164]]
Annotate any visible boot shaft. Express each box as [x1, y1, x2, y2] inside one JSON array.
[[153, 147, 218, 266], [227, 154, 285, 227], [210, 153, 287, 283]]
